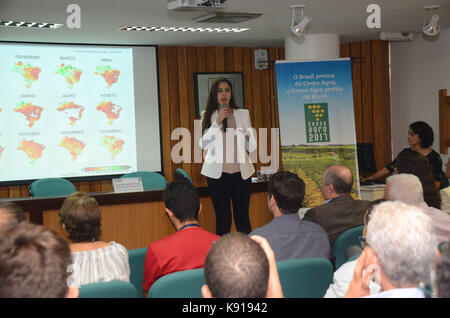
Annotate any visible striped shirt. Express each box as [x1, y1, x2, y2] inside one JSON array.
[[67, 241, 130, 287]]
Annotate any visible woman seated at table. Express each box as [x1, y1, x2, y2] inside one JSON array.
[[364, 121, 443, 189], [60, 192, 130, 287]]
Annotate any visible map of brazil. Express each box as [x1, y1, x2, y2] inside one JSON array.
[[59, 136, 86, 161], [101, 135, 124, 159], [96, 101, 122, 125], [94, 65, 120, 87], [57, 101, 85, 126], [14, 102, 44, 127], [18, 139, 45, 164], [55, 63, 83, 88], [12, 61, 41, 88]]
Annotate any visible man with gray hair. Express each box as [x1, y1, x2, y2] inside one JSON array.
[[345, 201, 438, 298], [385, 173, 450, 243]]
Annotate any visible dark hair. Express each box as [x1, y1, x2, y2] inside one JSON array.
[[268, 171, 305, 213], [0, 223, 72, 298], [396, 148, 441, 209], [0, 202, 26, 233], [204, 232, 269, 298], [436, 243, 450, 298], [324, 165, 353, 194], [365, 198, 388, 225], [163, 179, 200, 222], [410, 121, 434, 148], [59, 192, 102, 243], [201, 77, 239, 134]]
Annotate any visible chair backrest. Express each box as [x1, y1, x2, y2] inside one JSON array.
[[78, 280, 138, 298], [121, 171, 168, 191], [128, 247, 148, 298], [174, 168, 193, 184], [147, 268, 205, 298], [277, 257, 333, 298], [333, 225, 364, 270], [29, 178, 76, 197]]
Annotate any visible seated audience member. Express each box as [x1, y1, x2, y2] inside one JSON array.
[[435, 242, 450, 298], [385, 174, 450, 243], [440, 157, 450, 214], [0, 223, 78, 298], [201, 232, 283, 298], [0, 201, 26, 234], [345, 201, 438, 298], [395, 148, 441, 209], [249, 171, 330, 261], [59, 192, 130, 287], [143, 179, 220, 297], [324, 199, 386, 298], [303, 165, 370, 249]]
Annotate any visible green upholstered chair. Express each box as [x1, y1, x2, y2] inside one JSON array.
[[147, 268, 205, 298], [29, 177, 76, 197], [128, 247, 148, 298], [333, 225, 364, 270], [120, 171, 168, 191], [174, 168, 193, 184], [78, 280, 138, 298], [277, 257, 333, 298]]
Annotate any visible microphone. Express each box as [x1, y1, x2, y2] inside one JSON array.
[[221, 103, 227, 132]]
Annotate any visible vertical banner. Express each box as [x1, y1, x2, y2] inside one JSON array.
[[275, 58, 360, 207]]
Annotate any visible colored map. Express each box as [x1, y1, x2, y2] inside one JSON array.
[[101, 135, 124, 159], [96, 101, 122, 125], [57, 101, 85, 126], [0, 146, 3, 159], [94, 65, 120, 87], [14, 102, 44, 127], [17, 139, 45, 164], [55, 64, 82, 88], [59, 136, 86, 161], [12, 61, 41, 88]]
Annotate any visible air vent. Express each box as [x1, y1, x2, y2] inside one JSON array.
[[192, 12, 262, 23]]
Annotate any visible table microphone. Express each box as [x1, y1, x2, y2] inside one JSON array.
[[221, 103, 227, 132]]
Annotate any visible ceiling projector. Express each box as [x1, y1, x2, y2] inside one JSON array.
[[167, 0, 226, 11]]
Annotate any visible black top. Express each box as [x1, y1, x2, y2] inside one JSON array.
[[386, 148, 443, 182]]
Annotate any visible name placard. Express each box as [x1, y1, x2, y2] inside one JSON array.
[[112, 177, 144, 193]]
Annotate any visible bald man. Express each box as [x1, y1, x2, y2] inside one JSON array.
[[303, 165, 370, 249]]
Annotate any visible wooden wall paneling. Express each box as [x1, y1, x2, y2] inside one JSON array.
[[177, 46, 192, 180], [195, 47, 208, 186], [371, 40, 392, 168], [188, 47, 203, 187], [243, 48, 254, 122], [158, 47, 173, 183], [20, 185, 29, 197], [269, 47, 282, 171], [206, 46, 216, 71], [340, 43, 350, 58], [78, 181, 90, 192], [361, 41, 374, 143], [215, 47, 225, 72], [260, 51, 272, 170], [9, 185, 21, 198], [0, 186, 9, 198], [233, 47, 243, 72], [224, 47, 234, 71], [90, 181, 101, 193], [100, 180, 112, 192], [350, 42, 363, 143], [168, 47, 181, 181]]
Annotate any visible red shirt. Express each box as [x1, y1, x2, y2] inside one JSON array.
[[142, 227, 219, 292]]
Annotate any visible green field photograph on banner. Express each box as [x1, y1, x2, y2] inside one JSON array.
[[276, 58, 359, 207]]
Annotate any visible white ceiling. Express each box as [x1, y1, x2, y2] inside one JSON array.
[[1, 0, 449, 46]]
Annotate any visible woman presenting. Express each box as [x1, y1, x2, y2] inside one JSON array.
[[199, 77, 256, 235]]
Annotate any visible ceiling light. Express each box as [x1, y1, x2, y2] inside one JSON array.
[[0, 19, 63, 29], [290, 4, 311, 37], [119, 26, 249, 33], [192, 11, 262, 23], [423, 5, 440, 37]]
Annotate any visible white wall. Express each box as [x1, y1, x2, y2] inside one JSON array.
[[390, 27, 450, 169]]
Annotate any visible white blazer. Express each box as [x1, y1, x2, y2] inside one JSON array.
[[199, 108, 256, 180]]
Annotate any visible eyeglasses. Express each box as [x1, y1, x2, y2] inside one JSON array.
[[358, 235, 370, 250]]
